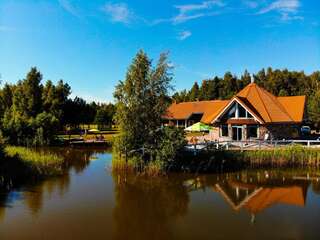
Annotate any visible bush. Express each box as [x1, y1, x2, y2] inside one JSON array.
[[155, 127, 187, 164]]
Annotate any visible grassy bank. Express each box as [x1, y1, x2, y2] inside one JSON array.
[[5, 146, 64, 176], [241, 145, 320, 168], [0, 146, 64, 189], [112, 145, 320, 175]]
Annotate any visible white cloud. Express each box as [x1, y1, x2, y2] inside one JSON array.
[[173, 0, 225, 24], [102, 2, 133, 24], [257, 0, 303, 22], [178, 30, 192, 40], [151, 0, 225, 25], [58, 0, 79, 17], [258, 0, 300, 14], [280, 12, 303, 21]]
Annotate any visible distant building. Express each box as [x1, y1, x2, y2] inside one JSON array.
[[163, 83, 307, 140]]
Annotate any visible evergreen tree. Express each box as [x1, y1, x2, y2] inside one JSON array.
[[23, 67, 43, 117], [189, 82, 199, 101]]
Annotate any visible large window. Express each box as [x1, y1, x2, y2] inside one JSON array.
[[248, 125, 258, 138], [222, 102, 254, 120], [221, 124, 229, 137], [228, 105, 236, 118], [238, 104, 246, 118]]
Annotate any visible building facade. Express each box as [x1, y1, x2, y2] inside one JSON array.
[[164, 83, 307, 141]]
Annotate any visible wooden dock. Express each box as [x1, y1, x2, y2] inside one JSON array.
[[69, 140, 110, 147]]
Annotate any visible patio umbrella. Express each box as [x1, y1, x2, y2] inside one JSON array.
[[185, 122, 212, 132], [88, 129, 100, 133]]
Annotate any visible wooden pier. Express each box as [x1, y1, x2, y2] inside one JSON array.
[[68, 139, 111, 147]]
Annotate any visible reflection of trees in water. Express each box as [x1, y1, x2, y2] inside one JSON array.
[[112, 174, 190, 240], [0, 147, 109, 219], [111, 170, 318, 239]]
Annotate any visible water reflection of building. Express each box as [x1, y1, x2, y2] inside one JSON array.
[[214, 181, 308, 214], [184, 172, 312, 223]]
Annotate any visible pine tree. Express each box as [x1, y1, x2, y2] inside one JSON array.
[[189, 82, 199, 101]]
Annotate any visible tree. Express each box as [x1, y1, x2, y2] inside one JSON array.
[[239, 70, 251, 89], [94, 103, 115, 129], [189, 82, 199, 101], [220, 72, 237, 99], [114, 50, 179, 161], [308, 90, 320, 129], [23, 67, 43, 117]]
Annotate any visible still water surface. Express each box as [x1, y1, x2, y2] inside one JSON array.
[[1, 148, 320, 240]]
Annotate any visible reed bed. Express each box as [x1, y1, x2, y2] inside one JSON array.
[[111, 155, 164, 177], [240, 145, 320, 168], [112, 145, 320, 175], [4, 146, 64, 176]]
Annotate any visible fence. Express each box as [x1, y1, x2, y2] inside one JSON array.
[[185, 139, 320, 152]]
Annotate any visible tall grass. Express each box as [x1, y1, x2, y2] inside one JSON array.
[[4, 146, 64, 176], [240, 145, 320, 168], [111, 154, 164, 177]]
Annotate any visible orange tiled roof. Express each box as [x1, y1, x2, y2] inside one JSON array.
[[164, 100, 229, 122], [235, 83, 306, 123], [165, 83, 306, 124]]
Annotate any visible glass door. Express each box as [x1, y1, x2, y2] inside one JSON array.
[[232, 126, 243, 141]]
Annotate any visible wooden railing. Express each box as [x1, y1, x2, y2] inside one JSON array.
[[185, 139, 320, 152]]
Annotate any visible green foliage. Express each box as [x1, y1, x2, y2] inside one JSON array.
[[0, 67, 116, 146], [229, 144, 320, 168], [5, 146, 64, 176], [94, 103, 115, 129], [155, 127, 187, 165], [114, 50, 173, 153], [308, 89, 320, 128], [113, 51, 186, 172]]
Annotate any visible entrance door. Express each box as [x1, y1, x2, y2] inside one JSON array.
[[232, 126, 243, 141]]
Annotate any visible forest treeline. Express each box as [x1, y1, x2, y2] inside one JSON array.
[[0, 67, 115, 145], [172, 68, 320, 128]]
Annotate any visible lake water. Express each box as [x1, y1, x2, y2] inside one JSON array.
[[1, 148, 320, 240]]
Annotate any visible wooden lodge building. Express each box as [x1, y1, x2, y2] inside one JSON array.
[[163, 83, 307, 141]]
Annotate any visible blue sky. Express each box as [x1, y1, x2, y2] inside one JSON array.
[[0, 0, 319, 102]]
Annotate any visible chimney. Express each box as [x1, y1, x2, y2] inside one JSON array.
[[250, 74, 254, 84]]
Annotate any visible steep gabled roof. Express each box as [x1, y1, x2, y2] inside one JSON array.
[[212, 83, 306, 124], [164, 100, 229, 122], [236, 83, 294, 123], [165, 83, 306, 124]]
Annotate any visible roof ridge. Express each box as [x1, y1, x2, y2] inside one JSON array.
[[245, 83, 253, 98], [255, 85, 272, 122], [177, 99, 228, 104]]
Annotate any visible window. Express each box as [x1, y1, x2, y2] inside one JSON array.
[[228, 105, 236, 118], [238, 104, 246, 118], [248, 125, 258, 138], [221, 124, 229, 137]]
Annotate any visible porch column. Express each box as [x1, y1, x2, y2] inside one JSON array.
[[243, 125, 247, 140], [228, 124, 232, 140], [185, 120, 187, 128]]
